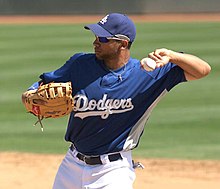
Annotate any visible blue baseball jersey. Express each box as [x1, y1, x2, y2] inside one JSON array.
[[29, 53, 186, 155]]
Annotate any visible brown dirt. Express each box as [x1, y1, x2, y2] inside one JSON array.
[[1, 152, 220, 189], [0, 13, 220, 24]]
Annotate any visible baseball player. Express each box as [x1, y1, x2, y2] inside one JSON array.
[[22, 13, 211, 189]]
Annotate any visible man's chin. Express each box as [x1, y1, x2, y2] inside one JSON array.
[[95, 53, 103, 60]]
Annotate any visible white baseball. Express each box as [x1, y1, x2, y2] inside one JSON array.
[[141, 57, 156, 71]]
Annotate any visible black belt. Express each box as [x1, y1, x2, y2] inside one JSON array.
[[70, 144, 122, 165]]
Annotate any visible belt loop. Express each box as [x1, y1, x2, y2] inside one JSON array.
[[70, 144, 78, 157], [100, 154, 110, 164]]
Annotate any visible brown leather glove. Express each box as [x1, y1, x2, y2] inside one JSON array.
[[23, 82, 73, 131]]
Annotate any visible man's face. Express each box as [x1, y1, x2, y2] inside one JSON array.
[[93, 36, 122, 60]]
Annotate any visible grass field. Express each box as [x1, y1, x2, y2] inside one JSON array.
[[0, 22, 219, 159]]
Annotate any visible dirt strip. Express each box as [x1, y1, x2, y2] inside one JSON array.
[[0, 152, 220, 189], [0, 13, 220, 24]]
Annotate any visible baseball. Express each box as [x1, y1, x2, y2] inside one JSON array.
[[141, 57, 156, 71]]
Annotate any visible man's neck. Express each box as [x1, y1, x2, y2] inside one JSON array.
[[104, 51, 130, 70]]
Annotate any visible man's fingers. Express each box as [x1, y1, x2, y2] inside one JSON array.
[[147, 48, 171, 68], [153, 49, 164, 60], [148, 52, 160, 62]]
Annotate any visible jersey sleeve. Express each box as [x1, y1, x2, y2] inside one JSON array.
[[28, 81, 41, 90], [27, 53, 84, 90], [165, 64, 187, 91], [39, 53, 84, 83], [147, 62, 187, 91]]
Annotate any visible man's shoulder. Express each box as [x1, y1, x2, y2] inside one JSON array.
[[70, 53, 96, 62]]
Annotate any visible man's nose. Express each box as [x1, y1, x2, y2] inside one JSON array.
[[93, 37, 100, 46]]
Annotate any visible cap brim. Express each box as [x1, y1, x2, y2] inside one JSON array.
[[84, 24, 113, 37]]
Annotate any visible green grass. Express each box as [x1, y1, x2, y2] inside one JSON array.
[[0, 22, 219, 160]]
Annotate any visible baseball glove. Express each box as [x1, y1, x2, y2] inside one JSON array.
[[23, 82, 73, 131]]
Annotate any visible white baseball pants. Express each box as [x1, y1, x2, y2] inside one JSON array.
[[52, 148, 136, 189]]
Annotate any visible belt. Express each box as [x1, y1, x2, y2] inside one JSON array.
[[70, 144, 122, 165]]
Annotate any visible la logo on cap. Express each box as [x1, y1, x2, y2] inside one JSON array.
[[84, 13, 136, 42], [99, 15, 109, 25]]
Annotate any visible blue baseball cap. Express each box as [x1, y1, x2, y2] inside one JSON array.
[[84, 13, 136, 42]]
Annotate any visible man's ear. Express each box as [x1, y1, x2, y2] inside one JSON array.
[[120, 40, 129, 49]]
